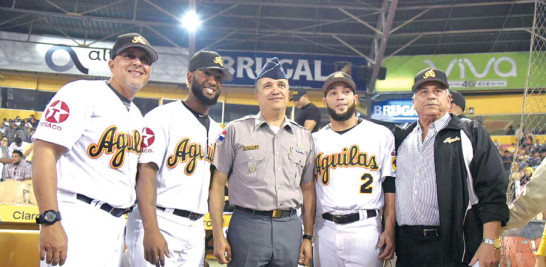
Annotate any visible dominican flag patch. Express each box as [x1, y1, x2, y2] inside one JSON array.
[[218, 130, 226, 142]]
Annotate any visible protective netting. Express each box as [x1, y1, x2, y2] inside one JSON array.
[[502, 1, 546, 266], [505, 0, 545, 202], [507, 0, 546, 203]]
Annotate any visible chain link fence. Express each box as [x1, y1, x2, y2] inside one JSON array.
[[502, 1, 546, 266]]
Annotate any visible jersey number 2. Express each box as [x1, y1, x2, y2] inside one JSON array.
[[360, 173, 373, 194]]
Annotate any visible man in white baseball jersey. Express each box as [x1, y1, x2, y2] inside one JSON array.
[[126, 50, 232, 267], [32, 33, 157, 266], [313, 72, 396, 267]]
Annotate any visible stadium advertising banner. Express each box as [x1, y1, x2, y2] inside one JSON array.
[[370, 99, 418, 123], [376, 52, 541, 91], [1, 32, 541, 91], [218, 51, 366, 90], [0, 31, 186, 84], [0, 31, 365, 89]]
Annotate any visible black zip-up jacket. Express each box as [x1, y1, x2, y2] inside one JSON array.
[[394, 114, 509, 265]]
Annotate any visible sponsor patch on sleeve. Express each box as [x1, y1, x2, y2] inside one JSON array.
[[141, 127, 155, 151], [44, 100, 70, 124]]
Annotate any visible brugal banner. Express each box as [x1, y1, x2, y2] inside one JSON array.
[[0, 31, 367, 89]]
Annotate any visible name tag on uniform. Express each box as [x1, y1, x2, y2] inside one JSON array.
[[243, 145, 260, 151], [290, 146, 305, 155]]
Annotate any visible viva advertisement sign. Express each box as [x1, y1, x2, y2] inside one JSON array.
[[376, 52, 538, 91]]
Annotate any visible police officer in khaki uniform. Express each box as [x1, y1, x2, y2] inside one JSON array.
[[209, 57, 316, 267]]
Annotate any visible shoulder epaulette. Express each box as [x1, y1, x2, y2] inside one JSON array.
[[288, 119, 304, 128], [229, 114, 258, 124]]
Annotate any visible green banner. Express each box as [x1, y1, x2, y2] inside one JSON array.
[[376, 52, 537, 92]]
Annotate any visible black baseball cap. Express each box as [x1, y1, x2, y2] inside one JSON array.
[[322, 71, 356, 96], [189, 50, 233, 82], [290, 89, 307, 101], [412, 67, 449, 92], [449, 89, 466, 111], [110, 33, 158, 64]]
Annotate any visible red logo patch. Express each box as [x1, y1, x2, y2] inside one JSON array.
[[141, 127, 155, 148], [44, 100, 70, 123]]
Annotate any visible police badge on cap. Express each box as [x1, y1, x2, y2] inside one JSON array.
[[256, 57, 288, 80]]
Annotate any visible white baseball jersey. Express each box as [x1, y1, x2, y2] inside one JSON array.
[[313, 119, 396, 215], [33, 80, 144, 208], [138, 101, 222, 214]]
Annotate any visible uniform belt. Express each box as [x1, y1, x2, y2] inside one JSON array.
[[322, 210, 377, 224], [156, 206, 204, 221], [76, 194, 133, 218], [399, 225, 440, 238], [235, 206, 297, 218]]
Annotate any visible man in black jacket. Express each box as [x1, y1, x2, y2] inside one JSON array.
[[394, 68, 509, 267]]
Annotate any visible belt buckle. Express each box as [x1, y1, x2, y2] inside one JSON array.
[[423, 228, 437, 237], [188, 213, 201, 221], [332, 215, 342, 224], [272, 210, 283, 218], [110, 208, 123, 218]]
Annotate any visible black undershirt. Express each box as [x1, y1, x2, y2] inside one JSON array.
[[181, 101, 210, 132], [333, 118, 363, 135], [106, 81, 132, 111]]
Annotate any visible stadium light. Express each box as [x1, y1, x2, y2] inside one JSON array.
[[181, 10, 201, 32]]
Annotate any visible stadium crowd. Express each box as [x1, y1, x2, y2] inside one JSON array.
[[0, 115, 36, 181]]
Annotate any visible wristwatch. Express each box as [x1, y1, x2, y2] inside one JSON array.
[[36, 210, 62, 225], [303, 234, 313, 242], [483, 238, 502, 249]]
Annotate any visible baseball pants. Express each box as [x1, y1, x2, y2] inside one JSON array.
[[227, 208, 302, 267], [40, 192, 126, 267], [314, 212, 382, 267], [126, 206, 205, 267]]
